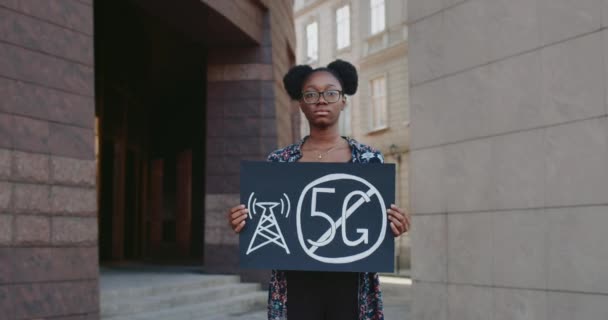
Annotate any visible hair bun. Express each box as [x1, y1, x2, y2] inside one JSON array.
[[327, 59, 358, 95], [282, 65, 314, 100]]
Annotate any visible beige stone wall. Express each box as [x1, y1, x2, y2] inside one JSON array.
[[409, 0, 608, 319], [355, 50, 409, 216]]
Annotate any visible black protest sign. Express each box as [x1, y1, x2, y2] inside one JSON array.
[[239, 161, 395, 272]]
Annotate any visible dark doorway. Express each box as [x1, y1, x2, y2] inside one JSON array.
[[94, 0, 206, 264]]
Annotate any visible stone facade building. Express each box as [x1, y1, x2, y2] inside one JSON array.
[[409, 0, 608, 319], [0, 0, 295, 319], [294, 0, 410, 272]]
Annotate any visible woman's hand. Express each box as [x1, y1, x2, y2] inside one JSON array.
[[228, 204, 249, 233], [387, 204, 410, 237]]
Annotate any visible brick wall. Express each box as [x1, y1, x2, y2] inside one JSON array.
[[0, 1, 98, 319]]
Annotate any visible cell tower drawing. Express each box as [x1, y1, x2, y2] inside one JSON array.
[[246, 193, 291, 255]]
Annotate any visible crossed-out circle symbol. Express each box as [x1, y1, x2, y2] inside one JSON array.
[[296, 173, 387, 264]]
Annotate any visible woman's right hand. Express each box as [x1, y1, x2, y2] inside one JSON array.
[[228, 204, 249, 233]]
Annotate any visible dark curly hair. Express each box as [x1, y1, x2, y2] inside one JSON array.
[[282, 59, 358, 100]]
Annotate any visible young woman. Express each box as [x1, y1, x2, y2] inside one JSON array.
[[227, 60, 410, 320]]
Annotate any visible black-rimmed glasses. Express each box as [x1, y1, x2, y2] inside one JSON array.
[[301, 90, 343, 104]]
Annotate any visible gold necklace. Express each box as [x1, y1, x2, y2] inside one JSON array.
[[311, 140, 342, 159], [316, 144, 340, 159]]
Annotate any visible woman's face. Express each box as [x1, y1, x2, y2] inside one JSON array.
[[299, 71, 345, 129]]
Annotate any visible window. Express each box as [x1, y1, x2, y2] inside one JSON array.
[[306, 21, 318, 61], [370, 76, 387, 130], [336, 5, 350, 49], [370, 0, 385, 35]]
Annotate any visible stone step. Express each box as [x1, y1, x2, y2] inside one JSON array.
[[103, 291, 268, 320], [101, 274, 240, 303], [101, 282, 262, 317]]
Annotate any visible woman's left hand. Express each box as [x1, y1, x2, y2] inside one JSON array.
[[388, 204, 410, 237]]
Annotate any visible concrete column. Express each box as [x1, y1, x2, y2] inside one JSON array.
[[204, 47, 276, 279], [203, 3, 298, 282]]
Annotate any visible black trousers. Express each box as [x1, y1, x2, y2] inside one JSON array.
[[285, 271, 359, 320]]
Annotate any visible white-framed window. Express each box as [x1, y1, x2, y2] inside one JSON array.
[[370, 76, 387, 130], [336, 5, 350, 50], [370, 0, 385, 35], [306, 21, 319, 61]]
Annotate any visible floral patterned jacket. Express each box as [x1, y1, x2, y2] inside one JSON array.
[[266, 136, 385, 320]]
